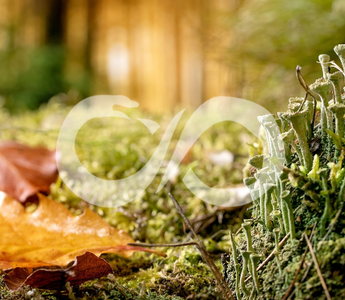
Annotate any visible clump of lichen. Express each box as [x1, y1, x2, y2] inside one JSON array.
[[224, 44, 345, 299]]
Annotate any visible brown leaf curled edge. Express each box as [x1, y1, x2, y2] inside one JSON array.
[[0, 142, 58, 202]]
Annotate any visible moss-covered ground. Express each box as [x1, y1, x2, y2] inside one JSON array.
[[0, 98, 255, 299], [3, 53, 345, 299]]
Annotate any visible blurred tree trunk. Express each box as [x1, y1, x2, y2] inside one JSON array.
[[0, 0, 246, 112], [64, 0, 91, 101]]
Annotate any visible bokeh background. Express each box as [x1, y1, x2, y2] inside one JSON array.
[[1, 0, 345, 113]]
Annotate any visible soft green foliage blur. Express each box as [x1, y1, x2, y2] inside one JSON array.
[[205, 0, 345, 110], [0, 45, 90, 113], [0, 46, 64, 112], [234, 0, 345, 110]]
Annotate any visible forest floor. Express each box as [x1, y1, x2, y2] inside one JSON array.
[[0, 98, 255, 299]]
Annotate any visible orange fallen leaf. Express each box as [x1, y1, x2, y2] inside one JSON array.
[[0, 142, 58, 202], [0, 192, 164, 271]]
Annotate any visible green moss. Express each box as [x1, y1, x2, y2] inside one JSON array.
[[0, 99, 253, 299]]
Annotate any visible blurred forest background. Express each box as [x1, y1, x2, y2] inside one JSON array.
[[1, 0, 345, 114]]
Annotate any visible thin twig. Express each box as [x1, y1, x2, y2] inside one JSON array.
[[287, 290, 296, 300], [169, 193, 200, 242], [191, 213, 215, 224], [235, 226, 243, 235], [193, 214, 217, 234], [282, 222, 317, 300], [300, 262, 313, 283], [256, 233, 290, 273], [304, 233, 332, 300], [168, 193, 235, 300], [245, 233, 290, 283], [127, 242, 198, 248], [210, 229, 228, 240]]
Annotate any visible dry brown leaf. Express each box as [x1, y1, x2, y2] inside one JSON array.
[[4, 252, 113, 291], [0, 192, 164, 270], [0, 142, 58, 202]]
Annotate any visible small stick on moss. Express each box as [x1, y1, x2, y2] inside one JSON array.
[[168, 193, 235, 300], [235, 226, 243, 235], [127, 242, 198, 248], [244, 233, 290, 283], [303, 233, 332, 300], [304, 233, 331, 300], [300, 262, 313, 283], [281, 222, 317, 300], [287, 290, 296, 300]]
